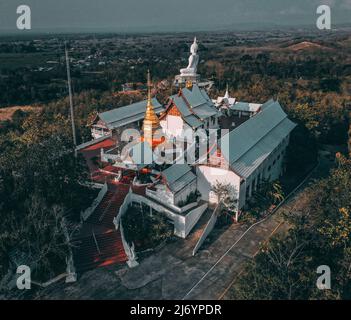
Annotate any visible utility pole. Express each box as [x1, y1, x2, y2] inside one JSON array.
[[65, 41, 77, 158]]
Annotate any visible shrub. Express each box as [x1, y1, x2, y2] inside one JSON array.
[[123, 203, 173, 251]]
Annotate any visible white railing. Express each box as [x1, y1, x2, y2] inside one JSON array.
[[184, 202, 208, 237], [113, 187, 133, 230], [119, 218, 139, 268], [124, 193, 187, 238], [80, 183, 108, 221], [101, 148, 121, 163], [192, 202, 221, 256], [146, 188, 175, 208], [146, 188, 201, 214], [113, 188, 209, 242], [181, 197, 202, 213]]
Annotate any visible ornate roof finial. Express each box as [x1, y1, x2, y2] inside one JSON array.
[[224, 84, 229, 99], [147, 69, 152, 108], [178, 86, 183, 96], [186, 80, 193, 90]]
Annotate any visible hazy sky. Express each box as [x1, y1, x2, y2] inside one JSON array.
[[0, 0, 350, 33]]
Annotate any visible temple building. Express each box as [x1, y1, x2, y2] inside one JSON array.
[[151, 164, 197, 207], [90, 97, 164, 140], [214, 85, 236, 111], [86, 37, 296, 228], [159, 82, 220, 141], [197, 99, 296, 209]]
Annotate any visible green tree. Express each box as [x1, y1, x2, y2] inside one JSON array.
[[230, 155, 351, 300], [211, 181, 238, 222]]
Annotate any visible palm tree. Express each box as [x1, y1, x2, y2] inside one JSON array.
[[268, 181, 285, 204], [254, 179, 285, 206]]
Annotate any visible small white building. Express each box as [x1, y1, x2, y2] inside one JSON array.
[[214, 88, 261, 118], [214, 87, 236, 109], [158, 164, 197, 207], [229, 101, 262, 118]]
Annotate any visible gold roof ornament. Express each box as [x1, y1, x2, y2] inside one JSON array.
[[143, 70, 160, 131], [185, 80, 193, 89], [178, 86, 183, 97]]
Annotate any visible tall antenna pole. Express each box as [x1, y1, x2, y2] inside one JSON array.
[[65, 42, 77, 157]]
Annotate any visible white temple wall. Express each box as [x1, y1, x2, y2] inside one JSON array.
[[194, 134, 291, 210], [160, 115, 185, 139], [127, 192, 206, 238], [184, 202, 208, 237], [260, 135, 290, 182], [239, 134, 291, 208], [196, 166, 240, 204], [91, 127, 111, 140]]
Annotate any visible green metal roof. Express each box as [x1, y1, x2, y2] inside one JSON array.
[[99, 98, 163, 129], [162, 164, 196, 193], [221, 100, 296, 177]]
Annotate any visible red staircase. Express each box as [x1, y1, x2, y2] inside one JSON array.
[[73, 230, 127, 272], [73, 184, 130, 273], [87, 185, 129, 228]]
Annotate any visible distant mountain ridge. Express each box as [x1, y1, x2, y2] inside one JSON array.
[[286, 41, 333, 51], [1, 22, 351, 37]]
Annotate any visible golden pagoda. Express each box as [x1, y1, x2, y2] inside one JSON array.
[[143, 70, 160, 146]]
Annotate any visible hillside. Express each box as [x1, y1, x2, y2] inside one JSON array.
[[287, 41, 331, 51]]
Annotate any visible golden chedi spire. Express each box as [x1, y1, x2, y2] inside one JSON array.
[[143, 70, 160, 145]]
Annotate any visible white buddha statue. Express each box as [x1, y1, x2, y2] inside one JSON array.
[[180, 37, 199, 76]]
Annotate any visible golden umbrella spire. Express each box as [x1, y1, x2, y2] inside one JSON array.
[[147, 69, 152, 107], [144, 70, 160, 130]]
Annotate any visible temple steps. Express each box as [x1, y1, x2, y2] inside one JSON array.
[[73, 230, 127, 273], [86, 186, 130, 228], [73, 184, 131, 273]]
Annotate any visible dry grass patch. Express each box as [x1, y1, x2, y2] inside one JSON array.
[[0, 105, 41, 121]]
